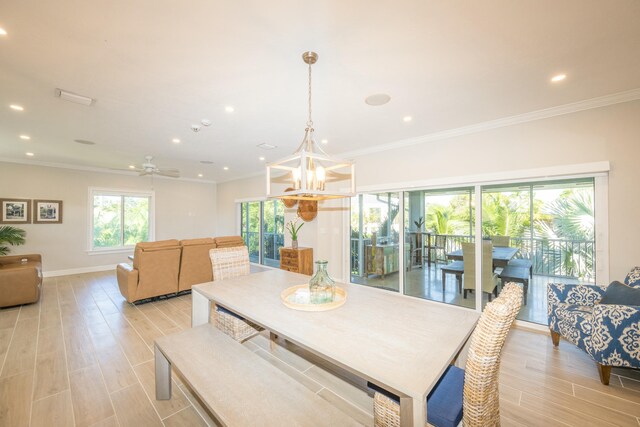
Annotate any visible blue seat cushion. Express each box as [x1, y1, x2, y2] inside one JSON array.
[[368, 365, 464, 427], [215, 304, 245, 320]]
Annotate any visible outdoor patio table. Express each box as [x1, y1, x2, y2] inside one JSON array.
[[446, 246, 518, 269], [191, 269, 479, 427]]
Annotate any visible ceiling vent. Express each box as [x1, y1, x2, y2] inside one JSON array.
[[55, 88, 95, 106], [257, 143, 277, 150]]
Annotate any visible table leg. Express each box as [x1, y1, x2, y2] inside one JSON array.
[[155, 345, 171, 400], [270, 332, 278, 350], [399, 395, 425, 427], [191, 290, 211, 327]]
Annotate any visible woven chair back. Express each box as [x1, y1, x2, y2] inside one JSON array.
[[490, 235, 510, 247], [463, 283, 523, 426], [210, 246, 250, 281], [462, 241, 494, 291]]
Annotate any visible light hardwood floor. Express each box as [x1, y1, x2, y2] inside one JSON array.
[[0, 271, 638, 426]]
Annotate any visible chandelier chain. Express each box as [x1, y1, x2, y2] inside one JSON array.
[[307, 61, 313, 127]]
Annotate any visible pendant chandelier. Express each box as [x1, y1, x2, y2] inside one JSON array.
[[266, 52, 356, 201]]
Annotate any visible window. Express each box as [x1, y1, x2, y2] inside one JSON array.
[[89, 188, 154, 252], [240, 200, 284, 267]]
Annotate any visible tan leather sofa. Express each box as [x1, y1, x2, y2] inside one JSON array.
[[178, 238, 216, 292], [117, 240, 182, 303], [117, 236, 244, 303], [0, 254, 42, 308]]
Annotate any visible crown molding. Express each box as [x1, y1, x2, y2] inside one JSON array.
[[339, 88, 640, 159], [0, 157, 217, 184]]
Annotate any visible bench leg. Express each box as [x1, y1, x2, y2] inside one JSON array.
[[270, 332, 278, 350], [442, 271, 446, 292], [155, 345, 172, 400]]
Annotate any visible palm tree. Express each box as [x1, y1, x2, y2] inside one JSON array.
[[0, 226, 26, 256], [534, 190, 594, 279]]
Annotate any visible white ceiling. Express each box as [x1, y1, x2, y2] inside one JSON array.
[[1, 0, 639, 182]]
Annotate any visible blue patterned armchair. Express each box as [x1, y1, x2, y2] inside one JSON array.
[[547, 267, 640, 385]]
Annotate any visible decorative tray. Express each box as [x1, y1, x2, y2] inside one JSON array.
[[280, 284, 347, 312]]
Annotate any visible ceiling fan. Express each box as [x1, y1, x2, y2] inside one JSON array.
[[113, 156, 180, 178]]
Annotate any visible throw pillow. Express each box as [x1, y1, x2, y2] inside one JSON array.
[[624, 266, 640, 289], [599, 281, 640, 306]]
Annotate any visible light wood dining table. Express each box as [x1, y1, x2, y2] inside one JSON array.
[[191, 269, 479, 427]]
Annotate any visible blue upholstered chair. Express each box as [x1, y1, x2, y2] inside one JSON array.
[[370, 283, 523, 427], [547, 267, 640, 384]]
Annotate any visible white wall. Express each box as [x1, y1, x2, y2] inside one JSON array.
[[216, 99, 640, 282], [0, 163, 216, 272]]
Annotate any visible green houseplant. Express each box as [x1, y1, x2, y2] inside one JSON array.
[[285, 218, 304, 249], [0, 226, 26, 256]]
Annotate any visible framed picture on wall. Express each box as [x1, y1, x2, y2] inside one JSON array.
[[33, 200, 63, 224], [0, 198, 32, 224]]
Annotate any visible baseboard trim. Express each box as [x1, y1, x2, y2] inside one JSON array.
[[43, 264, 117, 278]]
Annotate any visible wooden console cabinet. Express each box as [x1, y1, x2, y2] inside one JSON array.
[[279, 247, 313, 276]]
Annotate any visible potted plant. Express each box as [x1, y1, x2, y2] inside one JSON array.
[[0, 226, 26, 256], [286, 218, 304, 249]]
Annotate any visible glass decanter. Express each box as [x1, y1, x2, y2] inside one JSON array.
[[309, 260, 335, 304]]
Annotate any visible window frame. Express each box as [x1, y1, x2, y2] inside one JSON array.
[[87, 187, 155, 254]]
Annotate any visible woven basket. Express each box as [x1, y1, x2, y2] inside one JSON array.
[[372, 283, 523, 427], [209, 246, 263, 342]]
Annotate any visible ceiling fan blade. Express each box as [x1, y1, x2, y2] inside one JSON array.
[[110, 167, 143, 172], [157, 171, 180, 178], [157, 168, 180, 174]]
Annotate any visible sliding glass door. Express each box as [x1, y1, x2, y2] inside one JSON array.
[[348, 178, 596, 325]]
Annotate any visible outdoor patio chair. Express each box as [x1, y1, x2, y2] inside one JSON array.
[[490, 235, 510, 247], [547, 266, 640, 385], [426, 233, 447, 265], [209, 246, 263, 342], [370, 283, 523, 427], [462, 241, 500, 301]]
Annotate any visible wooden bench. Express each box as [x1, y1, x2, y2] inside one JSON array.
[[441, 261, 464, 294], [499, 266, 529, 305], [154, 324, 361, 426]]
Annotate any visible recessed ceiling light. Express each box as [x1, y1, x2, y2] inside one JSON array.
[[172, 138, 181, 144], [74, 139, 96, 145], [551, 74, 567, 82], [403, 116, 412, 122], [259, 156, 265, 161], [0, 28, 7, 36], [225, 106, 234, 113], [10, 104, 24, 111], [223, 166, 229, 171], [365, 93, 391, 106], [128, 165, 136, 169], [257, 143, 277, 150], [25, 152, 34, 157], [321, 139, 328, 144], [19, 135, 31, 140], [198, 173, 203, 178], [201, 119, 212, 126], [200, 160, 214, 165]]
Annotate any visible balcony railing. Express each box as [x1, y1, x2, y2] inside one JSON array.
[[350, 234, 594, 280]]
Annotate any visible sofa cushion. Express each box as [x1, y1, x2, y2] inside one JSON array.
[[624, 267, 640, 289], [180, 238, 215, 247], [600, 281, 640, 306]]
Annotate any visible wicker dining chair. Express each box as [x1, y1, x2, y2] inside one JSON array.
[[209, 246, 263, 342], [371, 283, 523, 427]]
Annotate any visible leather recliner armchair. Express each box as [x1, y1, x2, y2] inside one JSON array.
[[178, 238, 216, 292], [117, 240, 181, 303], [0, 254, 42, 308]]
